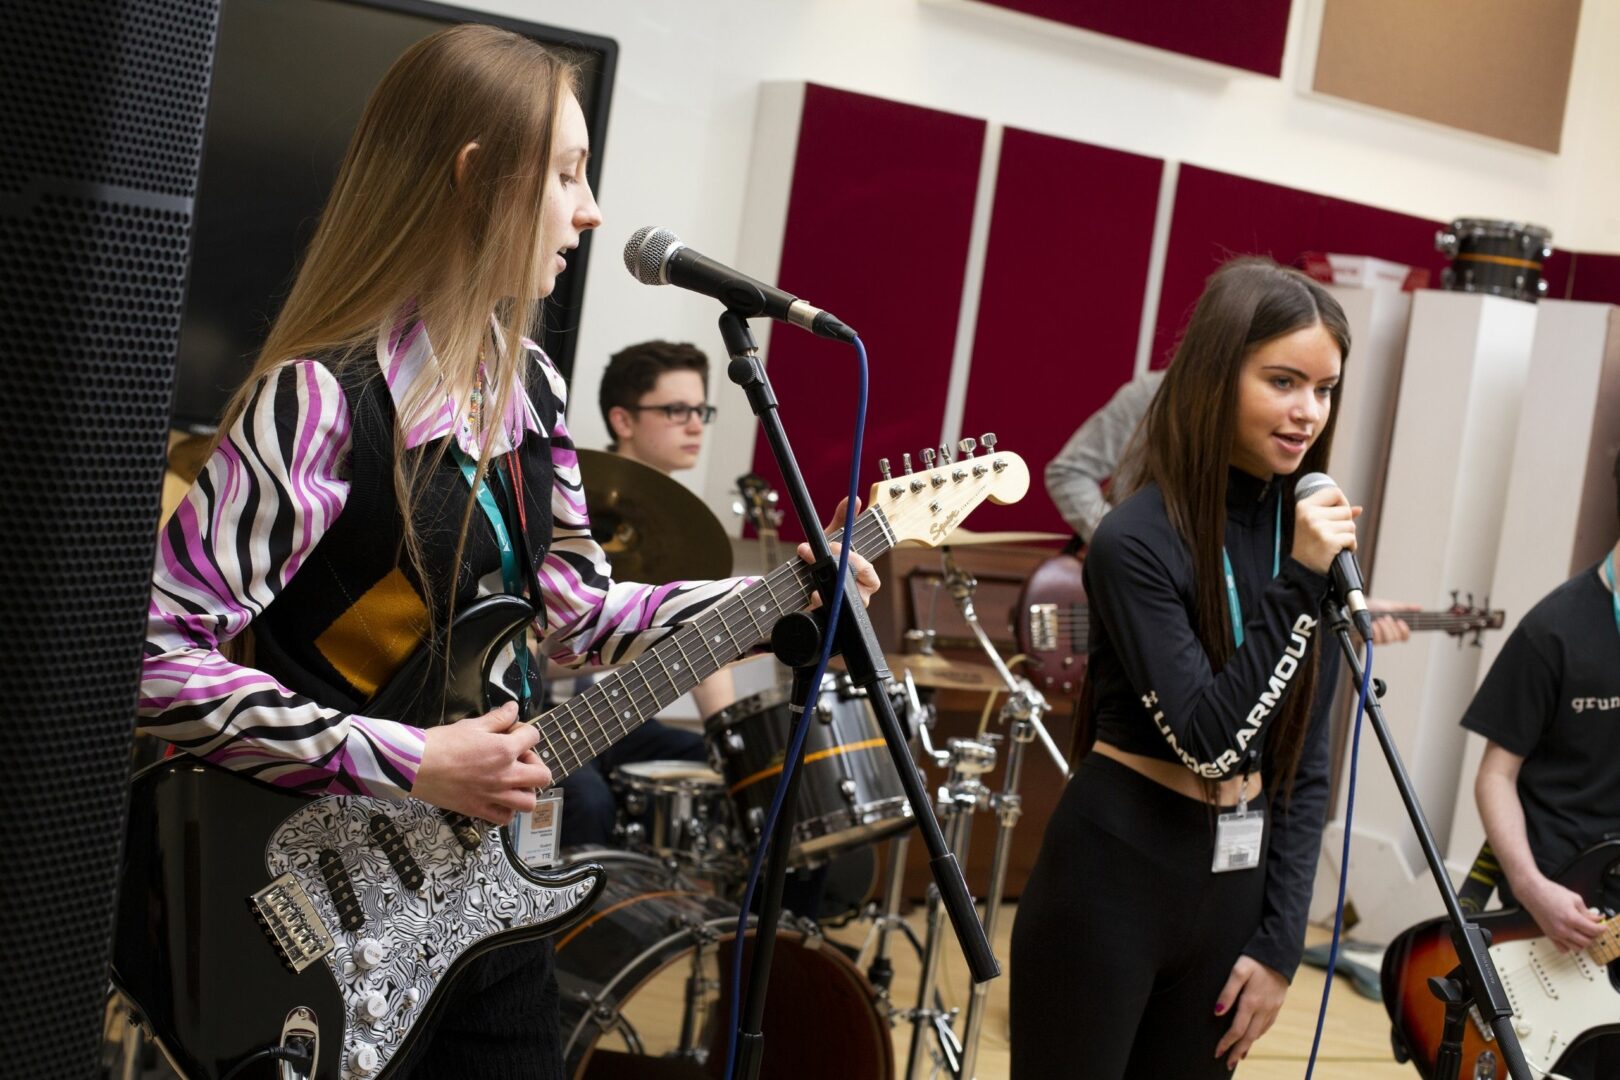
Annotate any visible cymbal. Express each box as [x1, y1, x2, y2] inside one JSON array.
[[577, 448, 731, 585], [938, 527, 1067, 547], [887, 651, 1005, 692]]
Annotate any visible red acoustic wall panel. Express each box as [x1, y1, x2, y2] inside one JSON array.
[[751, 85, 985, 541], [968, 0, 1292, 77], [1153, 166, 1453, 365], [961, 127, 1164, 534], [1568, 253, 1620, 306]]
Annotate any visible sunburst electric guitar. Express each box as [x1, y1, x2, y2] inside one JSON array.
[[112, 447, 1029, 1080], [1382, 840, 1620, 1079]]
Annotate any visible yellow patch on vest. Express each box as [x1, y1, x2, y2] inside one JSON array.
[[315, 568, 430, 697]]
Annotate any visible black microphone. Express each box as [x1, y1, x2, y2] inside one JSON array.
[[622, 226, 857, 343], [1294, 472, 1375, 641]]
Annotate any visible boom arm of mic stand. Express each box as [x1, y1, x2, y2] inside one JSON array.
[[940, 548, 1069, 779], [719, 311, 1000, 993], [1326, 606, 1532, 1080]]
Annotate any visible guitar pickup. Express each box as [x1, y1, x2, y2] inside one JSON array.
[[370, 813, 425, 890], [441, 810, 485, 852], [250, 873, 334, 974], [317, 847, 365, 932], [1028, 604, 1059, 652]]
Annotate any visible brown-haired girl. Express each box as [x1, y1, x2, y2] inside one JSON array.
[[1010, 257, 1355, 1077], [137, 24, 873, 1077]]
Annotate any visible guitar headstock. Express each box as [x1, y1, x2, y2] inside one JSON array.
[[1442, 591, 1507, 643], [870, 434, 1029, 547], [733, 472, 783, 533]]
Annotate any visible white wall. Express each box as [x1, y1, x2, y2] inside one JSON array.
[[460, 0, 1620, 506]]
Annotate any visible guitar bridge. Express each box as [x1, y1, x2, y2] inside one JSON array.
[[250, 873, 334, 973], [1028, 604, 1059, 652]]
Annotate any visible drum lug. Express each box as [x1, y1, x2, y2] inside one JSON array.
[[725, 730, 745, 753], [840, 778, 858, 802]]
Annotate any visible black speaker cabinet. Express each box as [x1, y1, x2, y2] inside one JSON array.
[[0, 2, 220, 1076]]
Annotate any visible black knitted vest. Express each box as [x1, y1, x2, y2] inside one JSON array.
[[252, 356, 556, 716]]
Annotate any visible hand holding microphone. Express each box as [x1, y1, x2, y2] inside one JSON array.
[[1293, 472, 1374, 641]]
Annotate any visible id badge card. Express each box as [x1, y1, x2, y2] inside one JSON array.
[[512, 791, 564, 869], [1213, 807, 1265, 873]]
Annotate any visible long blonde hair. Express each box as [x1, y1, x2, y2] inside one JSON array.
[[215, 24, 580, 619]]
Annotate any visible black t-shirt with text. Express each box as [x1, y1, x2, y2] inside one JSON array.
[[1461, 563, 1620, 878]]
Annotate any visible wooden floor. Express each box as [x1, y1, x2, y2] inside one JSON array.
[[112, 903, 1416, 1080], [605, 902, 1413, 1079], [815, 909, 1411, 1080]]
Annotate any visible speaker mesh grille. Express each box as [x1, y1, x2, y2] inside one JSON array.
[[0, 2, 219, 1077]]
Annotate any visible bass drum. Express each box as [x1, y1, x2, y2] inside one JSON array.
[[554, 850, 893, 1080]]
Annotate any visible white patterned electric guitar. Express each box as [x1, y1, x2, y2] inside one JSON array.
[[112, 445, 1028, 1079]]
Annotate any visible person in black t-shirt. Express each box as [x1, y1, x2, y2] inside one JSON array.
[[1460, 450, 1620, 1080]]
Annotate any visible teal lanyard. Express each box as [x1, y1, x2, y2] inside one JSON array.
[[1606, 552, 1620, 639], [1222, 500, 1282, 649], [450, 446, 531, 701]]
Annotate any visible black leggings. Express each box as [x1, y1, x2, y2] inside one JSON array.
[[1010, 753, 1271, 1079]]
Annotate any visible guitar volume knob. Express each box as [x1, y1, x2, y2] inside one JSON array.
[[350, 1043, 381, 1075], [355, 938, 387, 971]]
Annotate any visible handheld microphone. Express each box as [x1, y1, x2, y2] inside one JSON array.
[[622, 226, 857, 343], [1294, 472, 1375, 641]]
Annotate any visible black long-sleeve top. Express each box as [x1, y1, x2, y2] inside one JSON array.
[[1083, 467, 1338, 980]]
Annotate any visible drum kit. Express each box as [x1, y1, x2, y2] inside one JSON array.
[[553, 455, 1072, 1080]]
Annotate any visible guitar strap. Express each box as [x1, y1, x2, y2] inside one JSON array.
[[448, 445, 545, 720]]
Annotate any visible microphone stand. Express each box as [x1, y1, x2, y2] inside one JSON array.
[[718, 310, 999, 1080], [1326, 604, 1531, 1080]]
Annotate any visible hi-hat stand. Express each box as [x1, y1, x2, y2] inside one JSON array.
[[896, 547, 1070, 1079]]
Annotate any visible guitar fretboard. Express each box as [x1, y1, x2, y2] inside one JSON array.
[[532, 507, 895, 780]]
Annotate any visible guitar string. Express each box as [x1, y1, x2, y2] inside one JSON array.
[[523, 512, 892, 776], [532, 512, 892, 773]]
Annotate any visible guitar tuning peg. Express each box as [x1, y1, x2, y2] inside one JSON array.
[[1450, 589, 1460, 610], [980, 432, 997, 452], [938, 442, 954, 465], [958, 437, 977, 458], [902, 452, 914, 475], [879, 457, 892, 481], [921, 448, 936, 468]]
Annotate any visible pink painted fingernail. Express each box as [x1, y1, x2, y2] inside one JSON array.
[[1213, 1003, 1227, 1015]]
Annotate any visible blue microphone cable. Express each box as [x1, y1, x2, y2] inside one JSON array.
[[723, 335, 869, 1080], [1304, 635, 1374, 1078]]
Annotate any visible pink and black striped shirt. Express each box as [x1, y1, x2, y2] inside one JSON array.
[[140, 325, 747, 800]]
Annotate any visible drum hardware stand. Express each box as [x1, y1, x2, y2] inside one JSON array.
[[939, 549, 1068, 778], [1324, 603, 1533, 1080], [934, 547, 1072, 1079], [863, 672, 933, 995], [719, 311, 998, 1080], [903, 734, 996, 1080]]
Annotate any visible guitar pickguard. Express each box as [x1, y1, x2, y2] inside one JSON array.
[[265, 796, 599, 1078], [1491, 936, 1620, 1071]]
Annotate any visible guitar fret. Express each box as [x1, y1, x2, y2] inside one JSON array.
[[523, 506, 903, 785]]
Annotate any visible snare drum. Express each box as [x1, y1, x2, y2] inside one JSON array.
[[705, 677, 913, 864], [610, 760, 738, 869], [554, 849, 893, 1079], [1435, 218, 1554, 302]]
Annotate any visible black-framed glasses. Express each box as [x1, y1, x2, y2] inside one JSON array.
[[629, 402, 717, 424]]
